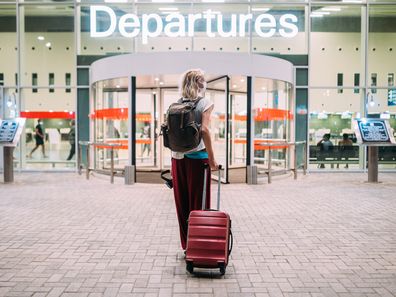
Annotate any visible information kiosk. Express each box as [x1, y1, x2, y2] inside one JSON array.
[[0, 118, 26, 183], [353, 119, 396, 182]]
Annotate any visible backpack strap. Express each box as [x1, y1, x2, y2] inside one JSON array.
[[181, 97, 203, 107]]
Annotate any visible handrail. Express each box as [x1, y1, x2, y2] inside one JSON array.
[[259, 141, 307, 184], [78, 141, 123, 184], [287, 141, 307, 179]]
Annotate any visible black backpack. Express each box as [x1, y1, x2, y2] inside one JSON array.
[[161, 98, 203, 152]]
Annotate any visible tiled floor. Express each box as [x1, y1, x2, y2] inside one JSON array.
[[0, 172, 396, 297]]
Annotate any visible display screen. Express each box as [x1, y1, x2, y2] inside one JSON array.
[[0, 120, 19, 143], [357, 119, 390, 143]]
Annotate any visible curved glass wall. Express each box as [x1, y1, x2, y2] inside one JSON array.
[[91, 74, 294, 181], [254, 78, 293, 172], [92, 79, 129, 173]]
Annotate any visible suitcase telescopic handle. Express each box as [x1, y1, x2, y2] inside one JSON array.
[[202, 164, 222, 211], [217, 165, 222, 211]]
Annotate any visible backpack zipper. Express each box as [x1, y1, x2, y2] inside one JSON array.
[[180, 110, 184, 129]]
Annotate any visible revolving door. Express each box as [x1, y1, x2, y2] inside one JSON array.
[[90, 52, 295, 183]]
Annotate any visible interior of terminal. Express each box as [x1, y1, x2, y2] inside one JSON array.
[[0, 0, 396, 178]]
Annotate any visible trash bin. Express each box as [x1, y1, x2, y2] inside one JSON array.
[[124, 165, 135, 185]]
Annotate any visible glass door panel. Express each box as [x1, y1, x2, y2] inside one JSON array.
[[254, 78, 292, 171], [136, 90, 155, 168], [93, 80, 128, 172], [161, 89, 179, 169], [206, 76, 228, 182], [229, 81, 247, 168]]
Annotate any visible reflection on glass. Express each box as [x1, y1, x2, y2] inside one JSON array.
[[309, 88, 362, 170], [254, 78, 292, 171], [93, 80, 129, 172], [20, 87, 76, 170], [136, 90, 154, 167], [193, 4, 249, 52], [20, 5, 75, 86], [230, 93, 247, 166], [162, 90, 179, 169], [310, 5, 362, 87], [206, 77, 227, 169], [80, 5, 133, 55], [21, 113, 76, 169], [0, 5, 16, 87], [252, 5, 306, 54]]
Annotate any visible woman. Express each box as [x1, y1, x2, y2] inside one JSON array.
[[171, 69, 218, 251]]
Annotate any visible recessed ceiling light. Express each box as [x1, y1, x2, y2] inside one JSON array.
[[159, 82, 164, 85], [251, 8, 270, 12], [240, 79, 245, 82], [321, 7, 341, 12], [312, 11, 330, 15], [158, 7, 178, 11], [154, 77, 159, 81], [37, 36, 45, 41], [45, 42, 51, 47], [116, 85, 120, 88], [152, 0, 175, 3]]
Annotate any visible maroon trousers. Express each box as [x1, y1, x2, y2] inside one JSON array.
[[171, 157, 211, 250]]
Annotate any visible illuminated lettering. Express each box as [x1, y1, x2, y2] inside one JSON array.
[[89, 6, 300, 44]]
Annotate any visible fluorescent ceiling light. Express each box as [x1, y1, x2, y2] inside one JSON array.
[[152, 0, 175, 3], [158, 7, 178, 11], [45, 42, 51, 47], [321, 7, 341, 12], [342, 0, 362, 3], [202, 0, 225, 3], [310, 14, 323, 18], [104, 0, 128, 2], [37, 36, 45, 41], [203, 9, 221, 14], [312, 11, 331, 15], [251, 8, 270, 12]]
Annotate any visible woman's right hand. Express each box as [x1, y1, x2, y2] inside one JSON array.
[[209, 158, 219, 171]]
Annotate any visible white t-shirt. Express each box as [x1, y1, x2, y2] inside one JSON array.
[[171, 97, 214, 160]]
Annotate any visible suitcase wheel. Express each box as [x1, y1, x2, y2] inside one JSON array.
[[219, 263, 226, 276], [186, 261, 194, 274]]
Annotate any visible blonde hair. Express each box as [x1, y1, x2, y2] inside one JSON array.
[[180, 69, 205, 100]]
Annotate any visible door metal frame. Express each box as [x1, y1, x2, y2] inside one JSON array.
[[206, 75, 230, 183]]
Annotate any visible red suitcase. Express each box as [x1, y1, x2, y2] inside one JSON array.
[[185, 165, 233, 275]]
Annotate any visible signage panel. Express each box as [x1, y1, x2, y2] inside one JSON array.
[[0, 118, 26, 147], [89, 6, 299, 44], [353, 119, 396, 145]]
